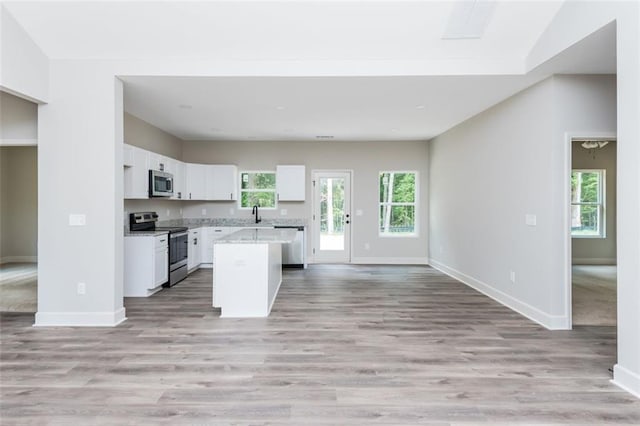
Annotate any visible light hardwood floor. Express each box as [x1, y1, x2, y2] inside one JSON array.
[[572, 265, 617, 326], [1, 265, 639, 425]]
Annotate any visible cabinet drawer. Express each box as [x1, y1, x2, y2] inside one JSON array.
[[155, 234, 169, 249]]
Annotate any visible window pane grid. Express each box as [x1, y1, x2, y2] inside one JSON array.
[[379, 171, 417, 236], [240, 171, 276, 209], [571, 169, 604, 238]]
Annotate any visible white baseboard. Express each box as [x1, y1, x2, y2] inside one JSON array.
[[350, 257, 429, 265], [429, 259, 570, 330], [0, 138, 38, 146], [0, 256, 37, 264], [34, 307, 127, 327], [199, 264, 213, 269], [572, 257, 617, 265], [613, 364, 640, 399]]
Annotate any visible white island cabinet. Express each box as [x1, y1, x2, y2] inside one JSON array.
[[213, 228, 296, 317]]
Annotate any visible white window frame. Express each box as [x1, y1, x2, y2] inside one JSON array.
[[238, 170, 277, 210], [378, 171, 418, 238], [571, 168, 606, 239]]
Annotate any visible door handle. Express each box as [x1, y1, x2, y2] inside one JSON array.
[[345, 220, 350, 224]]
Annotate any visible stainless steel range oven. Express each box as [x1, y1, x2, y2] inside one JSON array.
[[129, 212, 188, 287]]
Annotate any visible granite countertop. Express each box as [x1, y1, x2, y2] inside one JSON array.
[[124, 218, 307, 236], [214, 228, 297, 244], [158, 218, 307, 229], [124, 230, 170, 237]]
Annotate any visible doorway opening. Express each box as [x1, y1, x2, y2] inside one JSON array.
[[311, 170, 352, 263], [569, 137, 617, 327]]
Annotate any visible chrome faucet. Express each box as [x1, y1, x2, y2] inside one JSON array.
[[252, 205, 262, 224]]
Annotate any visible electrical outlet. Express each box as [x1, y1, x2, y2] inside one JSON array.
[[179, 208, 183, 215], [364, 243, 370, 250], [510, 271, 516, 283], [77, 282, 86, 295], [229, 208, 235, 215], [280, 209, 288, 216], [439, 245, 444, 254], [166, 209, 170, 217], [201, 208, 207, 216]]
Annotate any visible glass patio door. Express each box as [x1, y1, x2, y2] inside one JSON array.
[[312, 171, 351, 263]]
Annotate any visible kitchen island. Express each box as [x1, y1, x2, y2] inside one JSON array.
[[213, 228, 296, 317]]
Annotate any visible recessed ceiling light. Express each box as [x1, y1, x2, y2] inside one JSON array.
[[275, 106, 285, 110], [391, 128, 398, 132], [315, 135, 334, 139], [415, 105, 425, 110], [247, 136, 257, 139], [178, 104, 193, 109], [210, 127, 221, 132]]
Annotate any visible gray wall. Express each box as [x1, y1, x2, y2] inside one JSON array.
[[182, 140, 429, 262], [0, 91, 38, 141], [428, 74, 616, 328], [124, 112, 182, 159], [0, 146, 38, 261], [572, 140, 616, 264]]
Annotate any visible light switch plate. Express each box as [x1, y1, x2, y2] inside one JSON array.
[[356, 209, 364, 216], [69, 214, 86, 226], [280, 209, 288, 216]]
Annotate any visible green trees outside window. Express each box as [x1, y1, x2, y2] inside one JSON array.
[[240, 172, 276, 208], [379, 172, 417, 235], [571, 169, 605, 237]]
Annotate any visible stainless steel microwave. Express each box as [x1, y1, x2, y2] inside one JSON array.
[[149, 170, 173, 197]]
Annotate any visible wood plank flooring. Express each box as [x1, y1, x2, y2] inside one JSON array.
[[2, 265, 639, 425]]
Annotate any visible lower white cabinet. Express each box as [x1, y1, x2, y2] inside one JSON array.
[[154, 237, 169, 287], [124, 234, 168, 297], [200, 227, 234, 267], [188, 228, 202, 271]]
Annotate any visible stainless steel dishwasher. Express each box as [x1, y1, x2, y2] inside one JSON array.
[[274, 225, 305, 268]]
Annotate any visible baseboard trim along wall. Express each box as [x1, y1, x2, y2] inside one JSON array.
[[0, 256, 38, 264], [429, 259, 570, 330], [34, 308, 127, 327], [572, 257, 617, 265], [0, 138, 38, 146], [349, 257, 429, 265], [612, 364, 640, 399]]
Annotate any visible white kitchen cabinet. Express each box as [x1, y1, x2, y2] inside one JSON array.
[[186, 163, 207, 200], [200, 227, 235, 267], [154, 236, 169, 287], [123, 144, 134, 167], [188, 228, 202, 271], [165, 159, 186, 200], [124, 234, 168, 297], [149, 152, 170, 172], [123, 144, 150, 199], [206, 165, 238, 201], [276, 165, 306, 201]]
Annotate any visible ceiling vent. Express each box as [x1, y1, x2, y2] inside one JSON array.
[[442, 0, 496, 40]]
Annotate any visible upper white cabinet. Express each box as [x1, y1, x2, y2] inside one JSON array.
[[206, 165, 238, 201], [123, 144, 150, 199], [172, 160, 186, 200], [186, 163, 207, 200], [276, 165, 306, 201]]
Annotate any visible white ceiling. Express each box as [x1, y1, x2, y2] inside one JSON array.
[[3, 1, 616, 142]]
